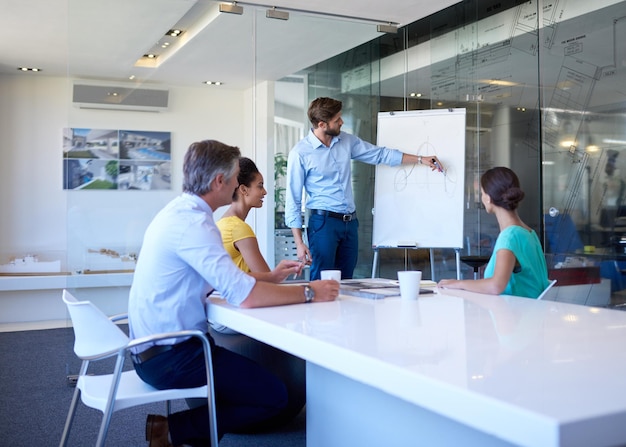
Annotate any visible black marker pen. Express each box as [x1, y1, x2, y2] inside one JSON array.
[[432, 158, 443, 173]]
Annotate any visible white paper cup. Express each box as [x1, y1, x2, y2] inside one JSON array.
[[320, 270, 341, 281], [397, 270, 422, 300]]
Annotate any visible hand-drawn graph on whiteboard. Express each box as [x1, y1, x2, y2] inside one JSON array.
[[373, 109, 466, 249]]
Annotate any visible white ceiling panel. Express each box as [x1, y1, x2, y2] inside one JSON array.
[[0, 0, 462, 89]]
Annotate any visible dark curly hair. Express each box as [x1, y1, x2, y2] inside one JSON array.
[[232, 157, 261, 200], [480, 167, 525, 211]]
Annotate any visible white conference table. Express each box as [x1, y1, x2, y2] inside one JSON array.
[[207, 287, 626, 447]]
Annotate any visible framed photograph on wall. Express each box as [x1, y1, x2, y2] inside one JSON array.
[[63, 128, 171, 190]]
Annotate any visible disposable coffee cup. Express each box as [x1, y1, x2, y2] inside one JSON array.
[[320, 270, 341, 281], [397, 270, 422, 300]]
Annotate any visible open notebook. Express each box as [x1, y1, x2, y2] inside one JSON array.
[[339, 278, 436, 299]]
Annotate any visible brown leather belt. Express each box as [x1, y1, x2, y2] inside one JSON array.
[[310, 209, 357, 222]]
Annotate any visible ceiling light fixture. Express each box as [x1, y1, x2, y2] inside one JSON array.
[[203, 81, 223, 86], [135, 28, 186, 68], [481, 79, 518, 87], [585, 142, 600, 153], [231, 2, 399, 29], [266, 7, 289, 20], [17, 67, 42, 72], [377, 23, 398, 34], [219, 2, 244, 15], [560, 120, 577, 148]]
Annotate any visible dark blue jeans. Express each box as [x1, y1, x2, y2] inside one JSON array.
[[307, 213, 359, 280], [133, 335, 287, 446]]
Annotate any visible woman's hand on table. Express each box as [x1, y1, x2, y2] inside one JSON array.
[[437, 279, 462, 290]]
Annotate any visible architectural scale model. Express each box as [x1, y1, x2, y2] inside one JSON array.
[[0, 255, 61, 274]]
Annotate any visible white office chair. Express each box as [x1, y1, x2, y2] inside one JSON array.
[[59, 289, 218, 447], [537, 279, 558, 300]]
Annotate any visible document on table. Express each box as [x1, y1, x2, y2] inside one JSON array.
[[340, 278, 435, 299]]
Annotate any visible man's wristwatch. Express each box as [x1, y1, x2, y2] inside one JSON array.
[[303, 285, 315, 303]]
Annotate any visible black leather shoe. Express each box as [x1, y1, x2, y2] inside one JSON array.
[[146, 414, 173, 447]]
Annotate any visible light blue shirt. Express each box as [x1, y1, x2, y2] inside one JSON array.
[[483, 225, 549, 299], [128, 193, 256, 352], [285, 129, 403, 228]]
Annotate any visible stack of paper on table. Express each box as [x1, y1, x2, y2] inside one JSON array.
[[340, 278, 436, 299]]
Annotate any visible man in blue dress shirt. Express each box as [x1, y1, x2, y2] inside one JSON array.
[[129, 140, 339, 446], [285, 97, 442, 280]]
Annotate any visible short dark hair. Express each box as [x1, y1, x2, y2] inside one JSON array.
[[182, 140, 240, 196], [308, 97, 342, 128], [480, 166, 525, 211], [233, 157, 261, 200]]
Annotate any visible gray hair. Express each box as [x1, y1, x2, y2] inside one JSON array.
[[182, 140, 240, 195]]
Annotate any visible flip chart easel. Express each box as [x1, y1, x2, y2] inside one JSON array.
[[371, 247, 462, 280], [371, 108, 466, 280]]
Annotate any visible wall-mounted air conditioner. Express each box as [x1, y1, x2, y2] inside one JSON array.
[[72, 83, 169, 112]]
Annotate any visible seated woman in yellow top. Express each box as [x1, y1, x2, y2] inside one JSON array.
[[215, 157, 306, 428], [217, 157, 275, 273]]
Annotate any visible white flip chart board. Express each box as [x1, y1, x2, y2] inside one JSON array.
[[373, 108, 466, 249]]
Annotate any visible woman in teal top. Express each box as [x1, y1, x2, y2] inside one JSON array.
[[439, 167, 549, 298]]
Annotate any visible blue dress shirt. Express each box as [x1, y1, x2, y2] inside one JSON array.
[[128, 193, 256, 352], [285, 130, 403, 228]]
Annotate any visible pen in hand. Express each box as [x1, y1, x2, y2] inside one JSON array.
[[292, 260, 304, 280], [432, 158, 444, 173]]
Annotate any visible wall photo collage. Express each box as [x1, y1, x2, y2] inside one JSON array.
[[63, 128, 172, 191]]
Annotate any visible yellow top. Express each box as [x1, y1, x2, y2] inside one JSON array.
[[216, 215, 256, 272]]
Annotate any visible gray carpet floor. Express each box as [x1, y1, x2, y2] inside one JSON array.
[[0, 326, 305, 446]]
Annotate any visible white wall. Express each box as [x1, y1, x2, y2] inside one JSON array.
[[0, 74, 274, 328], [0, 74, 249, 269]]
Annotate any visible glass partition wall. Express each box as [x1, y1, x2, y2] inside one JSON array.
[[292, 1, 544, 281], [538, 1, 626, 306], [286, 0, 626, 307], [62, 0, 382, 283], [61, 0, 626, 306]]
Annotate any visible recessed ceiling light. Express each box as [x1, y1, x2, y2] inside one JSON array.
[[203, 81, 223, 86], [135, 27, 185, 68], [409, 92, 422, 97], [17, 67, 42, 72]]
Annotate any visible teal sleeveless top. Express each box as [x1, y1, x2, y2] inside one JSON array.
[[483, 226, 549, 299]]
